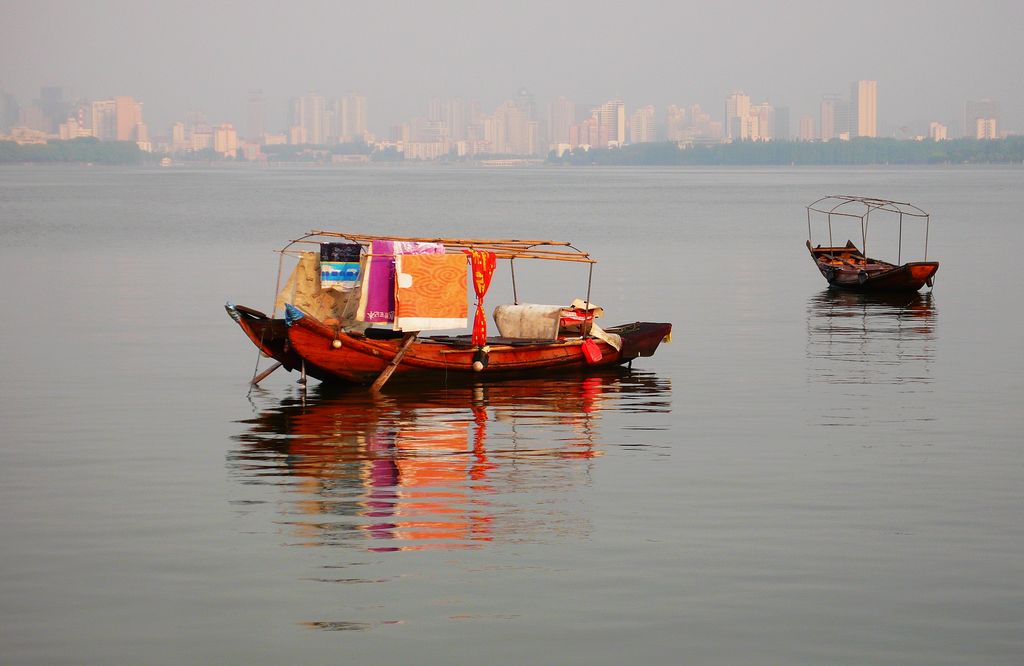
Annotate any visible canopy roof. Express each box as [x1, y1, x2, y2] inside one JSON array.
[[285, 230, 596, 263], [805, 195, 932, 261], [806, 195, 929, 221]]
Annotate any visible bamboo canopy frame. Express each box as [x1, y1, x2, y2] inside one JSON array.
[[806, 195, 931, 264], [304, 230, 596, 263], [269, 231, 599, 319]]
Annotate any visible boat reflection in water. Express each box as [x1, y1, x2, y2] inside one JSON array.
[[231, 369, 671, 552], [806, 289, 936, 427]]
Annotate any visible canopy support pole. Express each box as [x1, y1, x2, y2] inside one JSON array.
[[584, 262, 595, 335], [510, 258, 519, 304], [924, 216, 930, 261], [898, 213, 903, 264]]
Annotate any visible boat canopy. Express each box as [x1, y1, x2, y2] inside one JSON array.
[[806, 195, 931, 263], [268, 231, 600, 328], [291, 230, 595, 263]]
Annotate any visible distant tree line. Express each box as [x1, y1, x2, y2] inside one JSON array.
[[260, 141, 375, 162], [5, 135, 1023, 166], [0, 137, 153, 164], [549, 136, 1024, 166]]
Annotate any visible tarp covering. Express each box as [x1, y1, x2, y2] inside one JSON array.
[[493, 302, 622, 350], [493, 304, 562, 340], [275, 251, 361, 324]]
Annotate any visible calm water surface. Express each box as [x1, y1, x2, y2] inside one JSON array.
[[1, 165, 1022, 664]]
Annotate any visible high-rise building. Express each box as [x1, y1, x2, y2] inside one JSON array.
[[58, 117, 92, 140], [630, 105, 656, 144], [664, 105, 686, 141], [448, 97, 466, 142], [91, 99, 117, 140], [549, 96, 575, 145], [246, 89, 265, 142], [186, 110, 208, 133], [774, 106, 791, 141], [571, 116, 599, 148], [749, 102, 774, 141], [290, 93, 326, 145], [490, 100, 534, 155], [820, 94, 848, 141], [214, 123, 238, 157], [724, 91, 751, 140], [427, 98, 446, 123], [171, 122, 186, 151], [1, 90, 20, 130], [850, 80, 877, 137], [595, 99, 626, 147], [191, 129, 213, 151], [976, 118, 998, 139], [515, 87, 536, 120], [964, 99, 999, 138], [688, 104, 722, 141], [114, 96, 142, 141], [37, 86, 67, 133], [342, 94, 367, 142], [288, 125, 307, 145], [928, 121, 948, 141], [798, 115, 816, 141]]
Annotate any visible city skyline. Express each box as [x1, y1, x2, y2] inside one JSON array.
[[2, 0, 1022, 137], [1, 81, 1011, 162]]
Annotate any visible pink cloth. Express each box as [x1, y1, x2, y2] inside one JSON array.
[[357, 240, 443, 323]]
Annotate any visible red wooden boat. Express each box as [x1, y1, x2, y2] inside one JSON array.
[[806, 195, 939, 292], [227, 231, 671, 388]]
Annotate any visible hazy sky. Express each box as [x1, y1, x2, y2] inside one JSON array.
[[2, 0, 1022, 136]]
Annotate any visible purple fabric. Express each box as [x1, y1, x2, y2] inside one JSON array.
[[361, 240, 443, 323]]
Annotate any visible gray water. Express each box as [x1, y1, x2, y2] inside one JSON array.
[[1, 164, 1021, 664]]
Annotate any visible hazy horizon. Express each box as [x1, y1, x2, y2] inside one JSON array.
[[3, 0, 1023, 136]]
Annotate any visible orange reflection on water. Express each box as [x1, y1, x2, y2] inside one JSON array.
[[231, 372, 670, 552]]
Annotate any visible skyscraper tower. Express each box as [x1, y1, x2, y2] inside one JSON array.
[[448, 97, 466, 142], [820, 94, 848, 141], [515, 87, 536, 120], [630, 106, 656, 144], [850, 80, 877, 137], [963, 99, 999, 139], [114, 96, 142, 141], [1, 90, 20, 131], [290, 93, 326, 145], [246, 89, 265, 142], [342, 93, 367, 142], [596, 99, 625, 147], [724, 91, 751, 140], [548, 96, 575, 145], [774, 106, 791, 141]]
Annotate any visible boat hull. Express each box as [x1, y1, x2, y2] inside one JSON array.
[[282, 306, 671, 385], [225, 303, 341, 383], [807, 241, 938, 292]]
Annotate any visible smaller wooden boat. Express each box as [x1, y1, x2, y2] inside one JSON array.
[[806, 195, 939, 292], [228, 231, 671, 389]]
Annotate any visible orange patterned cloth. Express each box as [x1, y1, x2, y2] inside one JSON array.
[[394, 253, 468, 331], [465, 250, 497, 346]]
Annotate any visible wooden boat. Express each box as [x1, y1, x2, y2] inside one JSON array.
[[227, 231, 671, 389], [806, 195, 939, 292]]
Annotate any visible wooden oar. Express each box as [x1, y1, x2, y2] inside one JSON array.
[[370, 332, 418, 392], [250, 361, 283, 386]]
